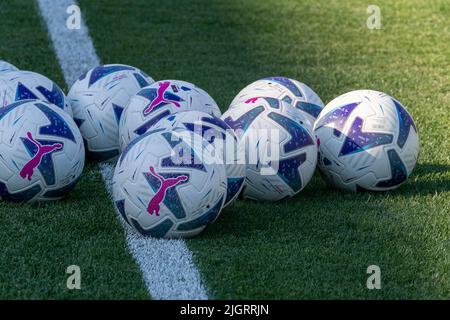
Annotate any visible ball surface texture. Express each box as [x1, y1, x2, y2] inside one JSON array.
[[153, 110, 246, 207], [119, 80, 221, 150], [113, 127, 227, 238], [68, 64, 154, 161], [0, 100, 85, 202], [222, 97, 317, 201], [314, 90, 419, 192], [229, 76, 324, 129], [0, 70, 72, 116]]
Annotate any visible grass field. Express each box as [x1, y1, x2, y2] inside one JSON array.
[[0, 0, 449, 299]]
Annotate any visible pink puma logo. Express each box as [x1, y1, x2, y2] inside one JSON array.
[[146, 166, 188, 216], [245, 97, 263, 104], [19, 132, 62, 181], [143, 81, 181, 115]]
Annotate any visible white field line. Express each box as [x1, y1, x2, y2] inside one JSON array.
[[37, 0, 208, 300]]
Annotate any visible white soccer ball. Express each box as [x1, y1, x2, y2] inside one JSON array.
[[119, 80, 221, 150], [222, 97, 317, 201], [0, 70, 72, 116], [153, 110, 246, 207], [113, 127, 227, 238], [0, 99, 85, 202], [0, 60, 19, 73], [68, 64, 154, 161], [229, 76, 324, 129], [314, 90, 420, 192]]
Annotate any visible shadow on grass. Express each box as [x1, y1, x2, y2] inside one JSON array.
[[318, 162, 450, 198], [405, 163, 450, 194], [199, 162, 449, 298], [182, 1, 450, 299]]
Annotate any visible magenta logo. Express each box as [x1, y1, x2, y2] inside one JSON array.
[[245, 97, 263, 104], [143, 81, 181, 116], [19, 132, 62, 181], [146, 166, 188, 216]]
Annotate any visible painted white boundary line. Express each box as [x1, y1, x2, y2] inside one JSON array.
[[36, 0, 100, 86], [37, 0, 208, 300]]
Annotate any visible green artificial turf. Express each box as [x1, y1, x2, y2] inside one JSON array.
[[0, 0, 148, 299], [78, 0, 449, 299]]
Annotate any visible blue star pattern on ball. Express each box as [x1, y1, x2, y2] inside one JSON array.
[[88, 65, 135, 87], [0, 100, 30, 120], [182, 122, 226, 143], [73, 117, 85, 128], [225, 177, 245, 204], [0, 182, 41, 202], [274, 153, 307, 193], [112, 103, 124, 125], [115, 199, 130, 226], [137, 87, 157, 102], [246, 96, 280, 108], [223, 106, 264, 133], [376, 149, 408, 188], [15, 82, 38, 101], [143, 171, 190, 219], [251, 97, 280, 109], [35, 102, 76, 143], [394, 100, 417, 148], [339, 117, 393, 156], [130, 218, 174, 238], [36, 84, 65, 110], [264, 77, 303, 97], [177, 196, 224, 231], [315, 102, 360, 137], [282, 95, 293, 104], [42, 178, 80, 199], [161, 132, 207, 172], [295, 101, 322, 118], [200, 116, 232, 132], [133, 72, 151, 88], [161, 152, 207, 173], [78, 71, 88, 81], [268, 112, 314, 153], [134, 110, 171, 136], [161, 92, 184, 105]]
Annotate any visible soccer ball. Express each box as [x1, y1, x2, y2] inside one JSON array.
[[222, 97, 317, 201], [152, 110, 246, 207], [68, 64, 154, 161], [0, 60, 19, 73], [0, 99, 85, 202], [314, 90, 419, 192], [0, 70, 72, 116], [229, 76, 324, 129], [119, 80, 221, 150], [113, 127, 227, 238]]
